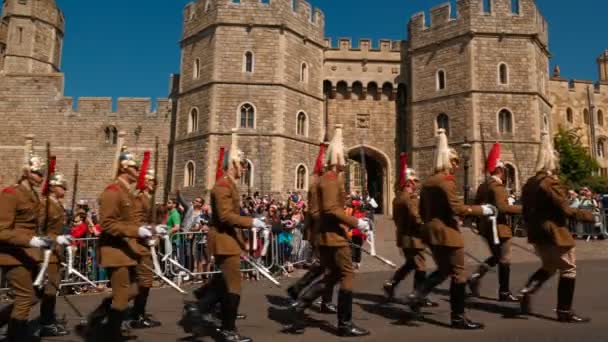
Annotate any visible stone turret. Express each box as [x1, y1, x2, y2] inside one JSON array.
[[0, 0, 65, 73], [599, 50, 608, 83]]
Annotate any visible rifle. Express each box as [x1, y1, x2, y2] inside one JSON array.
[[34, 143, 55, 288], [69, 162, 79, 225], [150, 136, 159, 224]]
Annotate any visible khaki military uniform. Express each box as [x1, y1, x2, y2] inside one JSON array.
[[393, 191, 426, 273], [317, 171, 359, 291], [0, 182, 42, 320], [419, 173, 483, 284], [133, 192, 153, 289], [208, 177, 253, 294], [521, 172, 594, 278], [98, 179, 141, 310], [475, 176, 522, 265]]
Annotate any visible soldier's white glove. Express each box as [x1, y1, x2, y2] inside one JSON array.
[[29, 236, 51, 248], [357, 219, 371, 233], [154, 224, 168, 236], [481, 204, 497, 216], [56, 235, 72, 246], [252, 218, 266, 229], [138, 225, 153, 239]]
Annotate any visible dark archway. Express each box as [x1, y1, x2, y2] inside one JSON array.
[[346, 145, 392, 215]]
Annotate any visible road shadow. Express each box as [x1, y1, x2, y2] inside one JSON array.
[[464, 299, 527, 319], [265, 294, 292, 307], [267, 306, 338, 336]]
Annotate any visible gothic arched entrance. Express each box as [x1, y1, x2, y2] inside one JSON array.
[[346, 145, 392, 216]]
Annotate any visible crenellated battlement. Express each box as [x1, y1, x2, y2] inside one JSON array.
[[324, 38, 402, 53], [70, 97, 172, 117], [182, 0, 324, 45], [409, 0, 548, 51]]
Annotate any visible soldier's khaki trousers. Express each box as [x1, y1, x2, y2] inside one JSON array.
[[135, 255, 154, 288], [319, 246, 354, 291], [430, 246, 466, 284], [108, 266, 138, 311], [44, 263, 60, 297], [216, 255, 242, 295], [483, 237, 512, 266], [4, 265, 36, 320], [535, 245, 576, 279]]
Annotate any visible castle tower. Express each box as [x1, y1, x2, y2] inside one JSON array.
[[173, 0, 325, 197], [0, 0, 64, 73], [599, 50, 608, 82], [408, 0, 550, 194]]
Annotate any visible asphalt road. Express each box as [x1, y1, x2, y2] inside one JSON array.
[[44, 259, 608, 342]]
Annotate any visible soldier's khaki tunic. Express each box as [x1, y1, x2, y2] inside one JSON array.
[[0, 182, 42, 320], [98, 179, 141, 310], [521, 172, 594, 278], [419, 173, 484, 283], [317, 171, 359, 290], [474, 176, 522, 264], [39, 197, 65, 298], [393, 191, 426, 272], [208, 177, 253, 294], [133, 192, 154, 289]]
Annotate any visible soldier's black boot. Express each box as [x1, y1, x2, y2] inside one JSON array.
[[216, 294, 252, 342], [408, 270, 445, 315], [128, 287, 162, 329], [337, 290, 370, 337], [497, 263, 518, 302], [77, 297, 112, 339], [467, 263, 490, 298], [519, 269, 552, 315], [6, 319, 34, 342], [319, 286, 337, 314], [39, 295, 69, 337], [556, 277, 590, 323], [383, 263, 410, 300], [450, 281, 484, 330], [287, 266, 323, 301], [104, 309, 134, 341], [414, 271, 439, 307], [285, 281, 325, 334]]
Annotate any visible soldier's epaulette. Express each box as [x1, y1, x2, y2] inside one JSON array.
[[1, 187, 16, 194], [105, 184, 121, 192], [444, 175, 455, 181]]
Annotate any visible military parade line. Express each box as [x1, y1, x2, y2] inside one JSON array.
[[0, 124, 596, 342]]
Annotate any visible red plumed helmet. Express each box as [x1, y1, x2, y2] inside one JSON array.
[[399, 152, 407, 188], [136, 151, 151, 191], [313, 143, 326, 175], [216, 147, 225, 180], [486, 143, 504, 174]]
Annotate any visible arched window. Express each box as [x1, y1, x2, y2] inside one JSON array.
[[244, 51, 254, 73], [300, 62, 308, 83], [188, 108, 199, 133], [239, 103, 255, 129], [353, 163, 362, 187], [296, 111, 307, 136], [336, 81, 348, 99], [193, 58, 201, 79], [104, 126, 118, 144], [436, 69, 446, 90], [584, 109, 590, 125], [367, 82, 378, 100], [382, 82, 393, 100], [240, 160, 253, 188], [295, 164, 307, 190], [436, 113, 450, 136], [598, 110, 604, 127], [184, 161, 195, 188], [598, 140, 606, 159], [504, 164, 517, 192], [498, 63, 508, 85], [566, 108, 573, 124], [498, 109, 513, 134], [352, 81, 363, 100], [323, 80, 333, 99]]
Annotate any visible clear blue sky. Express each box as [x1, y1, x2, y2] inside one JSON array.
[[3, 0, 605, 101]]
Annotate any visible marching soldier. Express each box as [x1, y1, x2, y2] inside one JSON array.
[[408, 129, 495, 329], [190, 130, 265, 342], [518, 132, 594, 322], [383, 153, 437, 307], [81, 135, 155, 340], [289, 125, 370, 337], [38, 172, 72, 337], [467, 143, 522, 301], [286, 143, 337, 314], [128, 160, 163, 329]]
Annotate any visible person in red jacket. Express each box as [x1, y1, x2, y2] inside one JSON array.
[[350, 200, 366, 269]]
